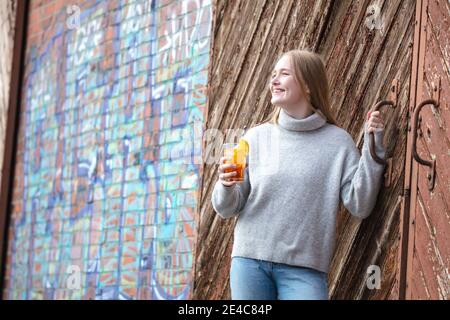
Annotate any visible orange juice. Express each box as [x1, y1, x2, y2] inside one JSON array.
[[223, 139, 249, 181]]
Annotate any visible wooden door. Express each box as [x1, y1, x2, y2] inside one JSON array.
[[399, 0, 450, 300]]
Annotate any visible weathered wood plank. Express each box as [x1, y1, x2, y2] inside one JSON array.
[[320, 0, 415, 300], [414, 192, 449, 299], [411, 249, 432, 299], [193, 0, 415, 300], [0, 0, 17, 189], [407, 0, 450, 300], [0, 0, 17, 299]]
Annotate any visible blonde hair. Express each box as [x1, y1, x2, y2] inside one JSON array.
[[265, 49, 338, 126]]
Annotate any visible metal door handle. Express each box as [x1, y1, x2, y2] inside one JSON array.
[[368, 80, 399, 187], [369, 100, 396, 164], [368, 100, 396, 187], [412, 99, 439, 191]]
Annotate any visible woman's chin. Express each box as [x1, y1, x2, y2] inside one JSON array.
[[271, 99, 283, 106]]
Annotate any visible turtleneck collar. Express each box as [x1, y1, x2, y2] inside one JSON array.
[[278, 108, 327, 132]]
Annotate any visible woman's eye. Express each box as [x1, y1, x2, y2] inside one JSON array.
[[271, 73, 288, 78]]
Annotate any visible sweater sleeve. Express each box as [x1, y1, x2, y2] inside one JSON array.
[[211, 165, 251, 219], [340, 123, 386, 219]]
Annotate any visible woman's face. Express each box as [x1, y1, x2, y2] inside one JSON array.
[[270, 55, 308, 108]]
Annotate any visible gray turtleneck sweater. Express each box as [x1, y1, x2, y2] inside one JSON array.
[[211, 109, 386, 273]]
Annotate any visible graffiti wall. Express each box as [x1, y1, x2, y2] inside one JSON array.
[[4, 0, 211, 300]]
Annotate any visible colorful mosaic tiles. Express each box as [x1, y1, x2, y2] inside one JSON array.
[[4, 0, 211, 300]]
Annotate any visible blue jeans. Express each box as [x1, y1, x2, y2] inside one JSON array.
[[230, 256, 328, 300]]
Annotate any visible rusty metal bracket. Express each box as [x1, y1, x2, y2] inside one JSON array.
[[368, 80, 399, 187], [389, 78, 400, 106], [432, 78, 441, 106], [412, 98, 439, 191]]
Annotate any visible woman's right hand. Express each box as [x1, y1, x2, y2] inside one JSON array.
[[217, 156, 238, 187]]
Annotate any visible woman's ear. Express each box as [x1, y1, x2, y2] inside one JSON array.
[[305, 87, 311, 95]]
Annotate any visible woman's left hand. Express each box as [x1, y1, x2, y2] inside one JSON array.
[[366, 110, 385, 133]]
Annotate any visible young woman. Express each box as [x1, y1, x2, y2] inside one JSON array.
[[212, 49, 386, 300]]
